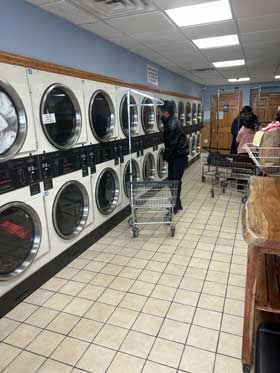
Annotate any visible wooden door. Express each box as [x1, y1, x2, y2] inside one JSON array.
[[252, 93, 280, 125], [210, 93, 241, 152]]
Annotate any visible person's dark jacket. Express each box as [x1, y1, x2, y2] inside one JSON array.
[[162, 115, 188, 161], [230, 115, 243, 154]]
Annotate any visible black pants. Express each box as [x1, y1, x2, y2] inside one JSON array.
[[168, 157, 187, 208]]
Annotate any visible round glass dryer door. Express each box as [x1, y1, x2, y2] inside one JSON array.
[[53, 181, 89, 240], [178, 102, 185, 126], [197, 103, 203, 124], [143, 153, 156, 181], [0, 202, 41, 280], [185, 102, 192, 125], [141, 98, 155, 134], [0, 81, 27, 162], [171, 100, 177, 114], [123, 159, 140, 198], [191, 135, 196, 156], [156, 105, 164, 132], [192, 103, 197, 125], [196, 133, 201, 153], [157, 148, 168, 179], [41, 84, 82, 150], [120, 94, 138, 137], [90, 90, 115, 142], [96, 168, 120, 215]]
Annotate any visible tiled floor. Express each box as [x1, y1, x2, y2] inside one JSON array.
[[0, 160, 246, 372]]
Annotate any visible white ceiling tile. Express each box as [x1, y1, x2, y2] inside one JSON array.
[[152, 0, 212, 11], [181, 20, 237, 40], [241, 29, 280, 46], [232, 0, 280, 19], [219, 66, 249, 79], [238, 14, 280, 33], [147, 40, 193, 54], [81, 21, 125, 40], [132, 30, 186, 44], [202, 45, 244, 61], [107, 11, 176, 34], [40, 0, 97, 25]]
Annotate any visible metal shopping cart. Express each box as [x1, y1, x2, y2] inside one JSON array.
[[245, 144, 280, 176]]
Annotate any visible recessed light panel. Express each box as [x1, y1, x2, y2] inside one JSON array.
[[165, 0, 232, 27], [193, 34, 239, 49], [228, 77, 250, 82], [275, 75, 280, 79], [213, 59, 245, 68]]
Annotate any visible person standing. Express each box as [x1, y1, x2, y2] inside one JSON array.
[[231, 105, 255, 154], [159, 101, 188, 214]]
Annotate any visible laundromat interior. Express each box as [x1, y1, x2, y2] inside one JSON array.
[[1, 0, 280, 372]]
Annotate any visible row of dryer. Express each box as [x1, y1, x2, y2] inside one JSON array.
[[0, 63, 202, 163]]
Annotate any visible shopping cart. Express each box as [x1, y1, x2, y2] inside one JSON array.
[[245, 144, 280, 176], [128, 180, 179, 238]]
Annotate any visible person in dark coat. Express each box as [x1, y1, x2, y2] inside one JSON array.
[[231, 105, 255, 154], [159, 101, 189, 214]]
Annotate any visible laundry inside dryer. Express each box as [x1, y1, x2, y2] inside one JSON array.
[[0, 89, 18, 156]]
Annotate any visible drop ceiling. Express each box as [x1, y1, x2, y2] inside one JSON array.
[[26, 0, 280, 86]]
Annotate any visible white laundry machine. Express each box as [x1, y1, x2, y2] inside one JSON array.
[[197, 103, 203, 125], [117, 87, 141, 139], [190, 133, 197, 158], [0, 186, 50, 296], [178, 100, 185, 127], [83, 80, 118, 144], [0, 63, 37, 162], [140, 93, 156, 135], [141, 149, 156, 181], [27, 69, 87, 152], [156, 145, 168, 181], [121, 153, 141, 206], [186, 134, 192, 159], [186, 102, 192, 126], [196, 132, 201, 154], [192, 102, 198, 125]]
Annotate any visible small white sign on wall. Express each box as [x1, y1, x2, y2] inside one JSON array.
[[147, 65, 159, 86], [204, 110, 211, 121]]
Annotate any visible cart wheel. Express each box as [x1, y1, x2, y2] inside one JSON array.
[[222, 188, 226, 194], [132, 227, 139, 238], [241, 196, 247, 204], [201, 176, 206, 183], [170, 226, 175, 237], [215, 175, 220, 182], [164, 211, 172, 223], [242, 364, 250, 373], [211, 189, 214, 198], [128, 217, 133, 227]]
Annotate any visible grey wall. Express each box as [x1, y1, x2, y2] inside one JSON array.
[[0, 0, 202, 97]]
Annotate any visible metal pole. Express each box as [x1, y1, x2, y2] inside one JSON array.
[[128, 89, 133, 204], [217, 89, 221, 152]]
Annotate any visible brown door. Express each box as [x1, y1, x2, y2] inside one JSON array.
[[210, 93, 241, 152], [252, 93, 280, 125]]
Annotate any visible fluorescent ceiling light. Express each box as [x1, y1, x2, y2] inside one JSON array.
[[165, 0, 232, 27], [275, 75, 280, 79], [213, 59, 245, 68], [193, 34, 239, 49], [228, 77, 250, 82]]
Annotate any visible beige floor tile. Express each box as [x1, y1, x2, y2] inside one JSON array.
[[180, 345, 215, 373], [164, 263, 186, 276], [25, 289, 54, 306], [135, 250, 154, 260], [37, 359, 72, 373], [25, 307, 58, 328], [227, 285, 245, 301], [193, 308, 222, 330], [51, 336, 88, 365], [221, 314, 243, 336], [146, 260, 167, 272], [212, 252, 232, 263], [121, 330, 155, 358], [185, 267, 207, 280], [128, 258, 148, 269], [3, 351, 45, 373], [174, 289, 199, 307], [151, 284, 176, 302], [143, 361, 176, 372], [228, 273, 246, 287], [159, 319, 190, 344], [94, 253, 115, 263], [129, 280, 155, 296], [193, 249, 212, 260], [68, 258, 89, 269], [27, 330, 64, 357], [198, 293, 224, 312], [5, 323, 41, 349], [189, 257, 210, 269], [224, 298, 244, 317], [44, 293, 73, 311], [85, 302, 115, 322], [187, 325, 219, 352], [41, 277, 67, 292], [133, 313, 163, 336], [108, 307, 138, 328], [180, 276, 204, 292], [101, 263, 124, 276], [56, 267, 79, 280], [230, 263, 247, 276], [138, 270, 162, 284], [218, 332, 242, 358], [206, 270, 228, 284], [119, 293, 147, 311], [0, 343, 21, 371], [158, 273, 181, 288], [203, 281, 227, 297], [47, 312, 80, 334], [69, 318, 103, 342], [90, 273, 114, 287], [167, 302, 195, 323], [6, 302, 38, 322], [152, 253, 172, 263], [109, 277, 135, 292], [0, 318, 20, 341], [149, 338, 184, 368], [77, 284, 105, 301], [209, 261, 230, 273], [110, 255, 131, 266], [118, 266, 142, 279], [97, 288, 125, 306], [214, 354, 242, 373], [143, 298, 171, 317], [77, 344, 116, 373], [58, 281, 86, 296], [84, 261, 106, 273], [94, 324, 127, 349], [107, 352, 144, 373], [63, 297, 93, 317]]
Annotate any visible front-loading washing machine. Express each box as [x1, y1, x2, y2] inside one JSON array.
[[196, 132, 201, 155], [141, 149, 156, 181], [192, 102, 198, 125], [141, 93, 156, 136], [0, 63, 37, 162], [178, 101, 185, 128], [121, 153, 141, 207], [186, 134, 192, 160], [83, 80, 118, 144], [157, 145, 168, 181], [186, 102, 192, 126], [190, 133, 196, 158], [197, 103, 203, 125], [117, 87, 141, 140], [27, 69, 88, 153], [0, 186, 50, 296]]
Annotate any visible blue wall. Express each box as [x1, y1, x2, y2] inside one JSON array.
[[0, 0, 201, 97]]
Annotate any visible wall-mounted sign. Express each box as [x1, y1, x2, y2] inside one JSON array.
[[147, 65, 159, 86], [223, 104, 229, 112]]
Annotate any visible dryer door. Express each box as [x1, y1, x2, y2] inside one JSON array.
[[53, 181, 89, 240], [178, 102, 185, 127], [90, 90, 115, 142], [0, 202, 41, 280], [186, 102, 192, 126], [141, 98, 155, 134], [192, 135, 196, 156], [197, 103, 202, 124], [143, 153, 156, 181], [157, 148, 168, 179], [120, 94, 138, 137], [96, 168, 120, 215], [123, 159, 140, 198], [192, 103, 197, 125], [0, 81, 27, 162], [41, 84, 82, 150]]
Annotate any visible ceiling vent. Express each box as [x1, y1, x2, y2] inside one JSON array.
[[191, 68, 215, 73], [71, 0, 153, 18]]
